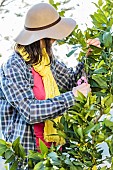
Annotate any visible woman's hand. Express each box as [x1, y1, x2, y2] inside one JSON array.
[[72, 83, 91, 98], [86, 38, 101, 56]]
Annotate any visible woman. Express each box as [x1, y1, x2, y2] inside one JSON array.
[[0, 3, 100, 169]]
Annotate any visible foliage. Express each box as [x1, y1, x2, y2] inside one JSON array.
[[1, 0, 113, 169], [56, 0, 113, 169], [0, 137, 26, 170]]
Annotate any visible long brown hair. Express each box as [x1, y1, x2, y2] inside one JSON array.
[[15, 38, 53, 65]]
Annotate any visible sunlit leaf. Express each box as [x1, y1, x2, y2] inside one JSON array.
[[34, 161, 44, 170], [39, 139, 48, 155]]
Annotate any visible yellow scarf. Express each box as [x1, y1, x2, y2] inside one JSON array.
[[17, 47, 65, 145]]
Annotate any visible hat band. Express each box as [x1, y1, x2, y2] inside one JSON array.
[[24, 16, 61, 31]]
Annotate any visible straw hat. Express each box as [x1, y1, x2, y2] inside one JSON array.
[[14, 3, 76, 45]]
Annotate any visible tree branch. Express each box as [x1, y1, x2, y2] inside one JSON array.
[[0, 0, 6, 6], [0, 0, 15, 7], [94, 109, 103, 124]]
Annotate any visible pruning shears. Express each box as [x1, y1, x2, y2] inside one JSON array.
[[77, 70, 88, 85]]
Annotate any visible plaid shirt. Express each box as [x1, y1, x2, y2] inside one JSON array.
[[0, 52, 83, 168]]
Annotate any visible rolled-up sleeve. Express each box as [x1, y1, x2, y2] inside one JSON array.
[[1, 63, 75, 124]]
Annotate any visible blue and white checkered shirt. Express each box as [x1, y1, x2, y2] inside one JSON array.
[[0, 52, 83, 164]]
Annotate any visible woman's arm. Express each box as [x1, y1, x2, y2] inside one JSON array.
[[1, 60, 75, 125]]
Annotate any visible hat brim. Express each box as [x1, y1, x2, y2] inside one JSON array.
[[14, 17, 76, 45]]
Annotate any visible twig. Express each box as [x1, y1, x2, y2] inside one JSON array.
[[0, 0, 15, 7], [0, 0, 6, 6], [94, 109, 103, 124]]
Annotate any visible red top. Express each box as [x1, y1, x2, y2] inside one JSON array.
[[32, 68, 52, 148]]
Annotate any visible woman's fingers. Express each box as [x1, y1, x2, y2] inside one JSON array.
[[87, 38, 101, 47], [86, 38, 101, 56], [72, 83, 91, 97]]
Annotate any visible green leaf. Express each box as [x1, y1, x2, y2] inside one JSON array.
[[77, 127, 83, 139], [92, 75, 108, 88], [39, 139, 48, 155], [97, 133, 105, 142], [48, 152, 58, 159], [104, 119, 113, 129], [103, 107, 110, 114], [98, 0, 103, 6], [70, 165, 82, 170], [19, 144, 26, 159], [0, 139, 6, 145], [78, 90, 86, 100], [34, 161, 44, 170], [12, 137, 20, 156], [49, 0, 54, 5], [0, 145, 7, 156], [60, 115, 65, 124], [5, 149, 14, 160], [12, 137, 20, 147], [104, 95, 112, 107], [59, 10, 65, 17], [90, 11, 107, 25], [57, 122, 64, 130], [97, 60, 105, 68], [48, 152, 59, 165], [68, 110, 82, 118], [28, 159, 34, 169], [75, 91, 86, 103], [64, 157, 72, 165], [66, 50, 76, 57], [109, 18, 113, 26], [57, 130, 67, 138], [93, 67, 107, 74], [84, 123, 100, 134], [28, 151, 43, 160], [84, 123, 94, 134], [66, 45, 81, 57], [10, 160, 18, 170], [103, 32, 112, 47], [5, 154, 15, 164]]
